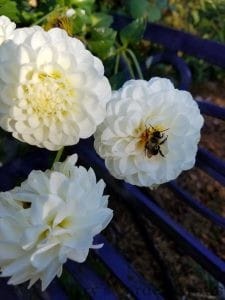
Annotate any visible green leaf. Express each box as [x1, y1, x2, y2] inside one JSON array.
[[120, 18, 146, 46], [125, 0, 149, 19], [0, 0, 19, 22], [156, 0, 168, 9], [88, 27, 116, 59], [71, 8, 90, 34], [91, 13, 113, 27], [70, 0, 94, 12], [88, 40, 115, 59], [148, 4, 161, 22], [90, 27, 116, 41]]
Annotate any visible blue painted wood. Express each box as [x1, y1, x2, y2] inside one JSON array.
[[94, 235, 163, 300], [168, 181, 225, 230], [65, 261, 117, 300]]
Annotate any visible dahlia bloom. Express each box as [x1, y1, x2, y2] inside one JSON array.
[[94, 78, 204, 188], [0, 154, 113, 290], [0, 25, 111, 150], [0, 15, 16, 45]]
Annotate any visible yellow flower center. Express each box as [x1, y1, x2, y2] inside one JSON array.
[[22, 70, 75, 119]]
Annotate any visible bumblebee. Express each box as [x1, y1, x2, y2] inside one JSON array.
[[144, 125, 168, 158]]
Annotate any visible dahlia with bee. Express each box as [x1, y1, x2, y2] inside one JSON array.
[[94, 77, 204, 188]]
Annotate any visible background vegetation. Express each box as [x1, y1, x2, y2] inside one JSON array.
[[1, 0, 225, 84]]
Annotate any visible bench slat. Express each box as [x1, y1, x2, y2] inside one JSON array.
[[112, 14, 225, 68], [168, 181, 225, 229], [94, 235, 163, 300], [46, 279, 69, 300], [124, 184, 225, 285], [74, 141, 225, 286], [65, 261, 117, 300], [197, 147, 225, 176], [197, 101, 225, 120], [196, 160, 225, 187], [0, 279, 19, 299]]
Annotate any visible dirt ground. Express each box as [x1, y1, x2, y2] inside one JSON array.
[[104, 81, 225, 299]]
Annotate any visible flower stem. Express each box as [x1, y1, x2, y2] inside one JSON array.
[[126, 48, 144, 79], [114, 54, 120, 75], [32, 10, 53, 25], [122, 52, 135, 79], [52, 147, 64, 166]]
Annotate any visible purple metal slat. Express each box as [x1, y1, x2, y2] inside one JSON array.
[[46, 279, 69, 300], [196, 160, 225, 187], [112, 14, 225, 68], [149, 52, 192, 90], [124, 184, 225, 283], [167, 181, 225, 230], [65, 261, 117, 300], [197, 100, 225, 120], [0, 279, 19, 299], [0, 149, 50, 192], [94, 235, 163, 300], [74, 140, 225, 285], [195, 148, 225, 186], [197, 147, 225, 176]]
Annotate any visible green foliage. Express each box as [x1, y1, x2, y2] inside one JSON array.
[[70, 8, 91, 34], [70, 0, 95, 13], [1, 0, 224, 85], [164, 0, 225, 82], [120, 18, 146, 46], [0, 0, 19, 22], [148, 3, 161, 22], [88, 27, 116, 59], [125, 0, 168, 22], [91, 12, 113, 27], [125, 0, 150, 19]]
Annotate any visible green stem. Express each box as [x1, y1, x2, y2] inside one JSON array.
[[122, 52, 135, 79], [32, 10, 53, 25], [52, 147, 64, 167], [114, 54, 120, 75], [126, 48, 144, 79]]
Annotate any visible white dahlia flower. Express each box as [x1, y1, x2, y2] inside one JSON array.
[[0, 154, 113, 290], [0, 26, 111, 150], [94, 78, 204, 188], [0, 16, 16, 45]]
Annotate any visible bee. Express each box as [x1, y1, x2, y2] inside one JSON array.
[[144, 125, 168, 158]]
